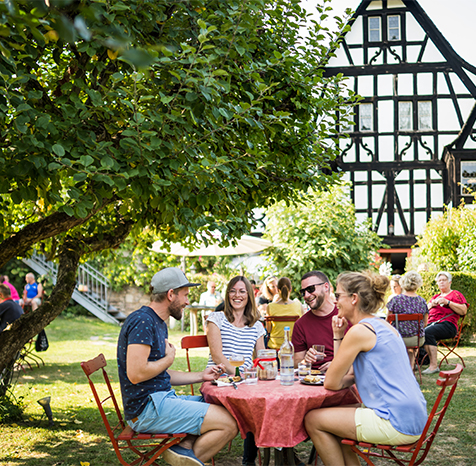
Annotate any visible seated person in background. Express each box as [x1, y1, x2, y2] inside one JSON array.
[[0, 284, 24, 332], [387, 274, 402, 303], [206, 275, 265, 466], [266, 277, 302, 350], [292, 271, 338, 371], [117, 267, 237, 466], [305, 271, 427, 466], [1, 275, 20, 304], [20, 273, 43, 311], [256, 276, 279, 316], [422, 271, 468, 374], [386, 271, 428, 369]]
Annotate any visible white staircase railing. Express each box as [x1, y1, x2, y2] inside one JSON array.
[[22, 252, 120, 325]]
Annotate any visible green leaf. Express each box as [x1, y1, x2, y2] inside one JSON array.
[[52, 144, 65, 157]]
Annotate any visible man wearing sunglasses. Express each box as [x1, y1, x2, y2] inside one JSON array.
[[292, 271, 339, 371]]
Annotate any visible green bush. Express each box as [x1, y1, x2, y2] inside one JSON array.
[[0, 393, 25, 423], [418, 272, 476, 343]]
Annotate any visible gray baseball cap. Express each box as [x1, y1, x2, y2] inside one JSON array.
[[150, 267, 200, 294]]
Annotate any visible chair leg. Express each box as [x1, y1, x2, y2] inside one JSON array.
[[308, 445, 317, 465]]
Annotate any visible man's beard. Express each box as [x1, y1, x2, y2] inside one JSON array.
[[308, 292, 324, 310], [169, 300, 184, 320]]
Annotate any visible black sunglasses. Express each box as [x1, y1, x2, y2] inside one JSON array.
[[300, 282, 326, 297]]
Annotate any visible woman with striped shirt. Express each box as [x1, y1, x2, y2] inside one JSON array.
[[206, 275, 265, 466]]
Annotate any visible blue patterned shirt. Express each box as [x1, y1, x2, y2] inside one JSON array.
[[117, 306, 171, 420]]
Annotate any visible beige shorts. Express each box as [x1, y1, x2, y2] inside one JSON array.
[[402, 336, 424, 347], [355, 407, 421, 445]]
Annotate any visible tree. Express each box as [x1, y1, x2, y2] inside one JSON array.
[[414, 201, 476, 272], [262, 184, 382, 286], [0, 0, 355, 373]]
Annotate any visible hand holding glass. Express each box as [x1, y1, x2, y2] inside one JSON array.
[[312, 345, 325, 360]]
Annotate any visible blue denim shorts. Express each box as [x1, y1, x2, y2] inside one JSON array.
[[128, 390, 210, 435]]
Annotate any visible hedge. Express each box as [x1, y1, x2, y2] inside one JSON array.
[[418, 271, 476, 343]]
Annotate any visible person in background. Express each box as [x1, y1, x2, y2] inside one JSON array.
[[257, 276, 279, 315], [20, 273, 43, 311], [1, 275, 20, 304], [422, 271, 468, 374], [387, 275, 402, 302], [250, 279, 260, 298], [266, 277, 302, 350], [305, 271, 427, 466], [199, 280, 224, 327], [206, 276, 265, 466], [386, 271, 428, 370], [0, 284, 24, 332], [117, 267, 237, 466], [292, 271, 337, 370]]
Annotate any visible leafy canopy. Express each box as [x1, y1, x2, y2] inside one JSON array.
[[262, 183, 382, 285], [0, 0, 355, 261]]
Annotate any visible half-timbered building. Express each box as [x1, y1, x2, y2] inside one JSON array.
[[325, 0, 476, 270]]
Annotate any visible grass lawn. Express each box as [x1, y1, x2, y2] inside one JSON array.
[[0, 315, 475, 466]]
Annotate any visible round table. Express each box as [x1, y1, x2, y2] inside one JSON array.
[[201, 378, 359, 464]]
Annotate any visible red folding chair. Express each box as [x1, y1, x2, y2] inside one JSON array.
[[438, 315, 466, 368], [81, 354, 186, 466], [387, 313, 425, 383], [181, 335, 209, 396], [341, 364, 464, 466]]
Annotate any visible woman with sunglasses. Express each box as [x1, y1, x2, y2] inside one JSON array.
[[305, 271, 427, 466], [206, 275, 265, 466]]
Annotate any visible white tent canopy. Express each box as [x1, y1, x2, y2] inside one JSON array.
[[151, 235, 272, 257]]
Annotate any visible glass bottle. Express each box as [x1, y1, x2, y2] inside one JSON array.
[[279, 326, 294, 386]]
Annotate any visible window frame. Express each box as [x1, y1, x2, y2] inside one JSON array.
[[387, 14, 401, 41], [359, 103, 373, 132], [368, 16, 382, 42], [398, 101, 412, 131], [417, 101, 432, 131]]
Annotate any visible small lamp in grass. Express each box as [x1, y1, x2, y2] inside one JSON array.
[[37, 396, 54, 426]]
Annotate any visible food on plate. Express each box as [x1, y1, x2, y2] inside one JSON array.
[[232, 375, 242, 382], [219, 376, 242, 384], [303, 375, 322, 384], [310, 369, 321, 375]]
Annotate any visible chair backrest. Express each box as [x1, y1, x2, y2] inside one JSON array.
[[387, 313, 424, 344], [181, 335, 209, 395], [264, 315, 300, 348], [264, 315, 300, 323], [406, 364, 464, 464], [81, 354, 126, 449]]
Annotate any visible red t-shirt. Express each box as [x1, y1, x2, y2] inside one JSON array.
[[428, 290, 468, 330], [291, 306, 338, 369]]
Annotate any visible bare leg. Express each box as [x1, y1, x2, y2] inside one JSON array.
[[304, 406, 360, 466], [193, 404, 238, 462], [407, 348, 415, 370], [424, 344, 438, 370]]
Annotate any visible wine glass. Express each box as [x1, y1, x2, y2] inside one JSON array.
[[229, 353, 245, 377]]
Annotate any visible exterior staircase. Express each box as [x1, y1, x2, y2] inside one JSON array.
[[22, 252, 126, 325]]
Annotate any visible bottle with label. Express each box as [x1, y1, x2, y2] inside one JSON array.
[[279, 326, 294, 386]]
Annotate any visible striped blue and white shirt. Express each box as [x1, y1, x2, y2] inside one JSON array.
[[206, 311, 265, 369]]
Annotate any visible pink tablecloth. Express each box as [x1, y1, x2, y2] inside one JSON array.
[[201, 379, 359, 448]]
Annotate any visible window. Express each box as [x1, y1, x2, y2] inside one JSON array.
[[418, 101, 432, 130], [368, 17, 381, 42], [359, 103, 373, 131], [399, 101, 412, 130], [461, 161, 476, 195], [388, 15, 401, 41]]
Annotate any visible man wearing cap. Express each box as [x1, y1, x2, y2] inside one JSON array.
[[117, 267, 238, 466]]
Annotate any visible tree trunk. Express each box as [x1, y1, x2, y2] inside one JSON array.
[[0, 242, 80, 374]]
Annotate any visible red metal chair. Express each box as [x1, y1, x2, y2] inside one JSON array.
[[387, 313, 425, 383], [438, 315, 466, 368], [181, 334, 209, 396], [341, 364, 464, 466], [81, 354, 186, 466]]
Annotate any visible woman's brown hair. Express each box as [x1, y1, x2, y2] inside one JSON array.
[[277, 277, 292, 302], [224, 276, 261, 327], [336, 271, 389, 315]]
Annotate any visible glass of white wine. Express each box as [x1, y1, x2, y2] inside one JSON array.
[[229, 353, 245, 378]]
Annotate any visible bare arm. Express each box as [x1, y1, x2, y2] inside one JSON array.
[[431, 296, 468, 316], [324, 319, 375, 391], [169, 364, 225, 385], [207, 322, 236, 374], [126, 341, 175, 385]]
